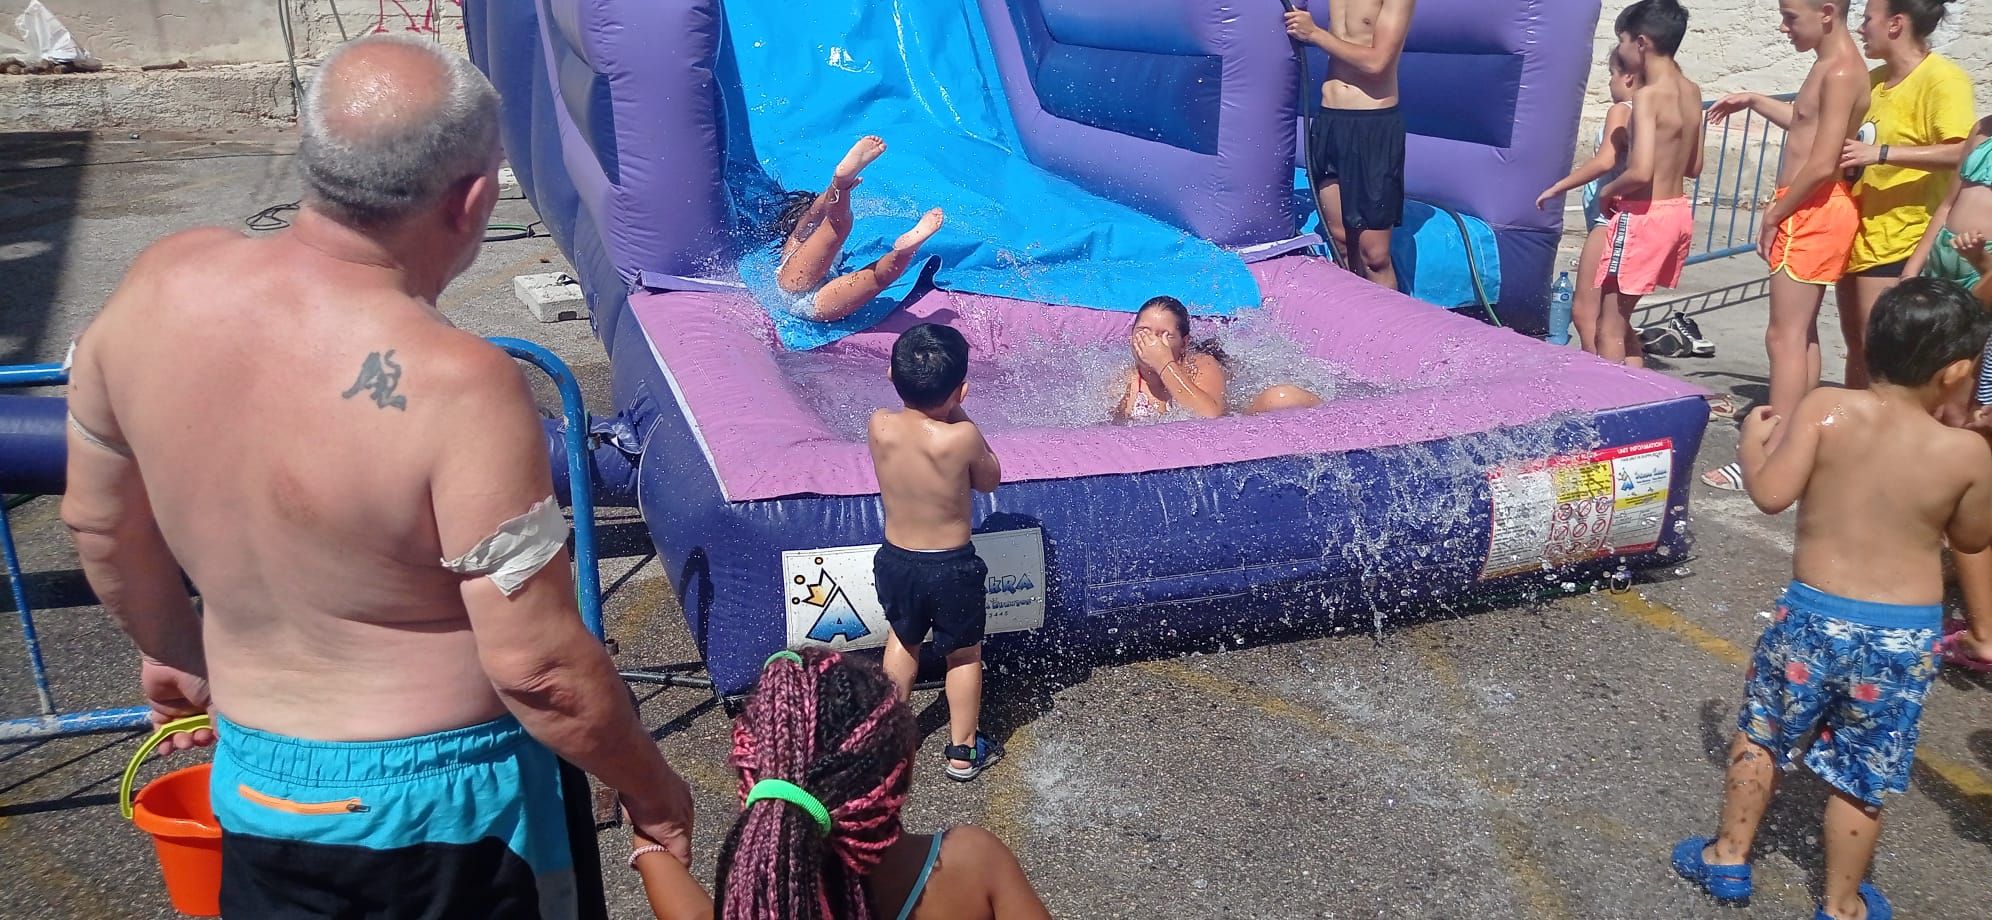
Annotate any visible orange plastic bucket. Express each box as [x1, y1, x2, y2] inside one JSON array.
[[120, 716, 222, 917]]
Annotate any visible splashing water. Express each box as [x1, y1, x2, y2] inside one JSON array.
[[1275, 413, 1606, 637], [771, 298, 1625, 640], [773, 311, 1381, 439]]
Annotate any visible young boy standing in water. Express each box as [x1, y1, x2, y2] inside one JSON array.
[[1672, 278, 1992, 920], [1595, 0, 1704, 369], [1702, 0, 1870, 490], [867, 323, 1004, 781]]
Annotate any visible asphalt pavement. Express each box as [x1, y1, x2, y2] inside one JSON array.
[[0, 131, 1985, 919]]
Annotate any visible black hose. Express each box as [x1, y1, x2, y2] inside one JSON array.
[[1439, 205, 1503, 327], [1287, 4, 1344, 268]]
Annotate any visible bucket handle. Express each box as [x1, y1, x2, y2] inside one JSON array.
[[119, 715, 213, 820]]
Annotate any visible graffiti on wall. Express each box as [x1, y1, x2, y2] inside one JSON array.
[[367, 0, 464, 35]]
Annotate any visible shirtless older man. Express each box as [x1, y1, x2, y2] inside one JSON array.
[[61, 36, 690, 916], [1285, 0, 1416, 291]]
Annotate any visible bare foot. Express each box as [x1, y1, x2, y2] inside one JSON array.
[[894, 208, 945, 254], [832, 135, 886, 190]]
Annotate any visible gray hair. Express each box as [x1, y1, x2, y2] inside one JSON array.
[[299, 35, 500, 227]]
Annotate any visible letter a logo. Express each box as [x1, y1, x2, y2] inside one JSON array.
[[801, 569, 871, 643]]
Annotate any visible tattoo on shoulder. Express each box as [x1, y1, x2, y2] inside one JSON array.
[[341, 350, 409, 411]]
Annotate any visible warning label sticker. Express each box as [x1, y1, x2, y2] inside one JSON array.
[[1480, 439, 1673, 581]]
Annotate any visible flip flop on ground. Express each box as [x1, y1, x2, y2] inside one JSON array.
[[1937, 631, 1992, 674], [1701, 462, 1745, 492]]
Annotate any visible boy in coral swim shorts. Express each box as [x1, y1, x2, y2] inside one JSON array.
[[1594, 1, 1702, 369]]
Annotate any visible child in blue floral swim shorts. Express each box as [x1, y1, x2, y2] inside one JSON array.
[[1671, 279, 1992, 920]]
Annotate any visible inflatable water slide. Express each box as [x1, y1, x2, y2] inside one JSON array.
[[463, 0, 1709, 696]]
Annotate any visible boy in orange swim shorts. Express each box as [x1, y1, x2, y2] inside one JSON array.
[[1768, 181, 1860, 285], [1698, 0, 1868, 492]]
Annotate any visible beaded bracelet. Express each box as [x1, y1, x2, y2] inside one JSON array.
[[629, 844, 670, 870]]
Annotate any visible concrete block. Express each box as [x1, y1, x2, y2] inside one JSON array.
[[513, 271, 587, 323], [0, 63, 296, 132]]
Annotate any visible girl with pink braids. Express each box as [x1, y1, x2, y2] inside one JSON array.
[[631, 647, 1050, 919]]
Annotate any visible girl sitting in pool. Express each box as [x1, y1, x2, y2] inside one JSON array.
[[1111, 296, 1323, 421], [771, 135, 946, 323]]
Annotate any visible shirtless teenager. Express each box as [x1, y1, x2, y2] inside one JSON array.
[[867, 324, 1004, 781], [1284, 0, 1416, 291], [61, 37, 691, 915], [1701, 1, 1869, 490], [1596, 0, 1705, 369]]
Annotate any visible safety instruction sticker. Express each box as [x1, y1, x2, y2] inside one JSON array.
[[782, 528, 1047, 651], [1480, 439, 1673, 580]]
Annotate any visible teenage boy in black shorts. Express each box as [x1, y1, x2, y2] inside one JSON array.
[[1286, 0, 1417, 291]]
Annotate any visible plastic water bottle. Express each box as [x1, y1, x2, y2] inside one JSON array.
[[1548, 272, 1574, 346]]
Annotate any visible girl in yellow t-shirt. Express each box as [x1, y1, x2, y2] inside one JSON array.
[[1834, 0, 1974, 388]]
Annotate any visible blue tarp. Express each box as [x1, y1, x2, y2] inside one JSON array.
[[1293, 171, 1503, 312], [722, 0, 1261, 351]]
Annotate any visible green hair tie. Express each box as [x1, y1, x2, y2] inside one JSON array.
[[743, 778, 831, 834], [764, 649, 803, 669]]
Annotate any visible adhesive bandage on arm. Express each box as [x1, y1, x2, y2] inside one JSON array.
[[63, 338, 136, 458], [68, 412, 135, 458], [441, 496, 570, 596]]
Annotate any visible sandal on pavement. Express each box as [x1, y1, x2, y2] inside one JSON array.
[[1813, 882, 1891, 920], [1701, 462, 1746, 492], [1938, 631, 1992, 674], [1672, 836, 1752, 905], [943, 732, 1003, 783]]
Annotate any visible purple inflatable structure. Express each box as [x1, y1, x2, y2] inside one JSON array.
[[463, 0, 1710, 697]]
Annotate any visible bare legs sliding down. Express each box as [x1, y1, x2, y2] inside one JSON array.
[[778, 135, 946, 323]]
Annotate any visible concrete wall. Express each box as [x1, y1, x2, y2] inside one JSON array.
[[14, 1, 1986, 138], [2, 0, 467, 130], [26, 0, 466, 68], [1584, 0, 1992, 125], [52, 0, 282, 66]]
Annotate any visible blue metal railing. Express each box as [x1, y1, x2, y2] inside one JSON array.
[[0, 340, 604, 741], [0, 362, 139, 741], [488, 337, 604, 639], [1684, 92, 1796, 266]]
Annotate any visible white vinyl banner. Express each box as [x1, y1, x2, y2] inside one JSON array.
[[782, 529, 1047, 651]]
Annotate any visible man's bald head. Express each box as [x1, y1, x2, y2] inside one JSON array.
[[300, 36, 499, 228]]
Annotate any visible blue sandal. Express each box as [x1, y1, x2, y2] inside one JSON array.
[[1672, 836, 1752, 904], [1814, 882, 1891, 920], [943, 732, 1002, 783]]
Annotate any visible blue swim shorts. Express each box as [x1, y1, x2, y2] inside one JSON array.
[[210, 714, 595, 918], [1736, 581, 1943, 808]]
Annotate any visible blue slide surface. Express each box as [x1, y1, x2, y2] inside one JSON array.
[[722, 0, 1261, 351]]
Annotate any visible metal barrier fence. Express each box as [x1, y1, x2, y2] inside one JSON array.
[[1684, 92, 1795, 266], [0, 339, 605, 742]]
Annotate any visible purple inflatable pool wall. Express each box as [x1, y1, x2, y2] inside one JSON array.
[[464, 0, 1709, 697]]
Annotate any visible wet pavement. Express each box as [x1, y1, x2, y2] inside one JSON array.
[[0, 131, 1986, 918]]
